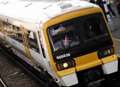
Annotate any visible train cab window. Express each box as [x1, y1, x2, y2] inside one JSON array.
[[28, 31, 39, 52], [48, 13, 113, 61], [83, 17, 106, 41]]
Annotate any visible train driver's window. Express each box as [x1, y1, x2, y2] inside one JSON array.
[[28, 31, 39, 52], [83, 16, 105, 41]]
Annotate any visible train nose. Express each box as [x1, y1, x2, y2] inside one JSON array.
[[74, 52, 104, 86], [74, 52, 118, 74], [74, 52, 102, 72]]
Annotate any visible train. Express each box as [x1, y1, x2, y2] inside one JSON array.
[[0, 0, 118, 86]]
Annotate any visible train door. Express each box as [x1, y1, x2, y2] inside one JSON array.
[[25, 30, 47, 70]]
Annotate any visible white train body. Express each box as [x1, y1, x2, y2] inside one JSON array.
[[0, 0, 118, 86]]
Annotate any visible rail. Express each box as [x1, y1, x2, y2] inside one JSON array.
[[0, 43, 58, 87], [0, 75, 8, 87]]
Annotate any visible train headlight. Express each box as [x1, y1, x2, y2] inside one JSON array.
[[63, 62, 69, 68], [98, 47, 114, 58], [56, 60, 75, 71]]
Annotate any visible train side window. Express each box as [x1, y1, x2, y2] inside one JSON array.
[[3, 22, 23, 43], [12, 26, 23, 42], [28, 31, 39, 52], [0, 21, 4, 31]]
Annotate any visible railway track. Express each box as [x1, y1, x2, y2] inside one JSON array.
[[0, 75, 8, 87], [0, 43, 58, 87], [0, 44, 41, 87]]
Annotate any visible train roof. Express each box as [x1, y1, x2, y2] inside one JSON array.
[[0, 0, 99, 31]]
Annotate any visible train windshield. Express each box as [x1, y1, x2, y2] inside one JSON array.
[[48, 13, 113, 60]]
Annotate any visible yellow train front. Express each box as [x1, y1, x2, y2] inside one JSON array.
[[42, 1, 118, 87]]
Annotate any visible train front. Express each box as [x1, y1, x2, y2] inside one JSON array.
[[43, 2, 118, 87]]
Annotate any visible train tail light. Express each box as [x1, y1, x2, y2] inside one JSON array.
[[98, 47, 114, 58]]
